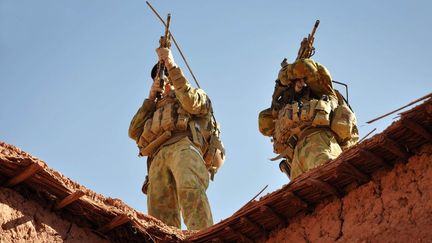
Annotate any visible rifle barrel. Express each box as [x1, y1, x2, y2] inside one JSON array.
[[310, 20, 320, 39], [164, 14, 171, 45]]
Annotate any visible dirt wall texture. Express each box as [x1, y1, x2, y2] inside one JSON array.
[[0, 187, 108, 243], [265, 144, 432, 243]]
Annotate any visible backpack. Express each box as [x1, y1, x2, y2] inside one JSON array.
[[331, 90, 359, 150]]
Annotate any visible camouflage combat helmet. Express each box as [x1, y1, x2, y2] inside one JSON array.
[[288, 59, 335, 97], [277, 58, 330, 85], [289, 59, 319, 83]]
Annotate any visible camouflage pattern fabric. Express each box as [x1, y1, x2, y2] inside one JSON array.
[[258, 58, 353, 179], [128, 98, 156, 142], [129, 66, 217, 230], [283, 58, 337, 99], [290, 129, 342, 179], [169, 67, 212, 115], [147, 137, 213, 230], [258, 108, 275, 137]]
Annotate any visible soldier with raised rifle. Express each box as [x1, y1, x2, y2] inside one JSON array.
[[259, 20, 358, 179], [128, 12, 224, 230]]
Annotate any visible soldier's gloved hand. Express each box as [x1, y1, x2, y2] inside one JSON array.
[[156, 48, 176, 69], [148, 78, 163, 100]]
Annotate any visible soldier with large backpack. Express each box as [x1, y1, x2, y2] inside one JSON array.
[[128, 12, 224, 230], [259, 21, 358, 180]]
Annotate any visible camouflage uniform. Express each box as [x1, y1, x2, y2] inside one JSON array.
[[259, 58, 349, 180], [147, 137, 212, 229], [290, 129, 342, 179], [129, 66, 214, 230]]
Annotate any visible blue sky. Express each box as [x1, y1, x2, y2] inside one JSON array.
[[1, 1, 431, 227]]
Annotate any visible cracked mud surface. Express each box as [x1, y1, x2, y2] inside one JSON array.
[[265, 144, 432, 243], [0, 141, 185, 242], [0, 187, 108, 243]]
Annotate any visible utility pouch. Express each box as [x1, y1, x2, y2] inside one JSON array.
[[140, 130, 172, 156], [176, 106, 189, 131], [151, 107, 163, 135], [137, 135, 149, 151], [274, 103, 295, 146], [308, 99, 318, 120], [161, 103, 176, 131], [300, 102, 310, 121], [313, 99, 331, 126], [291, 102, 300, 122], [278, 104, 294, 128], [284, 104, 293, 121], [331, 103, 357, 140], [142, 118, 156, 142]]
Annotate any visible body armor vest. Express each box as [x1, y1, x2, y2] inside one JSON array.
[[272, 88, 357, 157], [273, 90, 337, 155], [137, 90, 225, 176]]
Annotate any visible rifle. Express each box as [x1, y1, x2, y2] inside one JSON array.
[[271, 20, 320, 110], [296, 20, 320, 60], [156, 14, 171, 100], [146, 1, 202, 89], [141, 13, 171, 195]]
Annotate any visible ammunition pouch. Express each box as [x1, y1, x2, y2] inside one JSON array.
[[161, 103, 176, 131], [300, 100, 312, 121], [312, 97, 332, 127], [274, 99, 318, 148], [272, 96, 336, 161], [150, 107, 163, 135], [137, 132, 149, 151], [138, 97, 226, 179], [141, 118, 156, 145], [139, 98, 190, 156]]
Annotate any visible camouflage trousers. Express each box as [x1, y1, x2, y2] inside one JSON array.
[[147, 137, 213, 230], [290, 129, 342, 179]]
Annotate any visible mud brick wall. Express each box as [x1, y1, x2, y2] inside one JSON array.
[[265, 144, 432, 243], [0, 187, 108, 243]]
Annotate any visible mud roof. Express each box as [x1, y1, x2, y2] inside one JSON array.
[[187, 93, 432, 242], [0, 143, 186, 242], [2, 93, 430, 242]]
